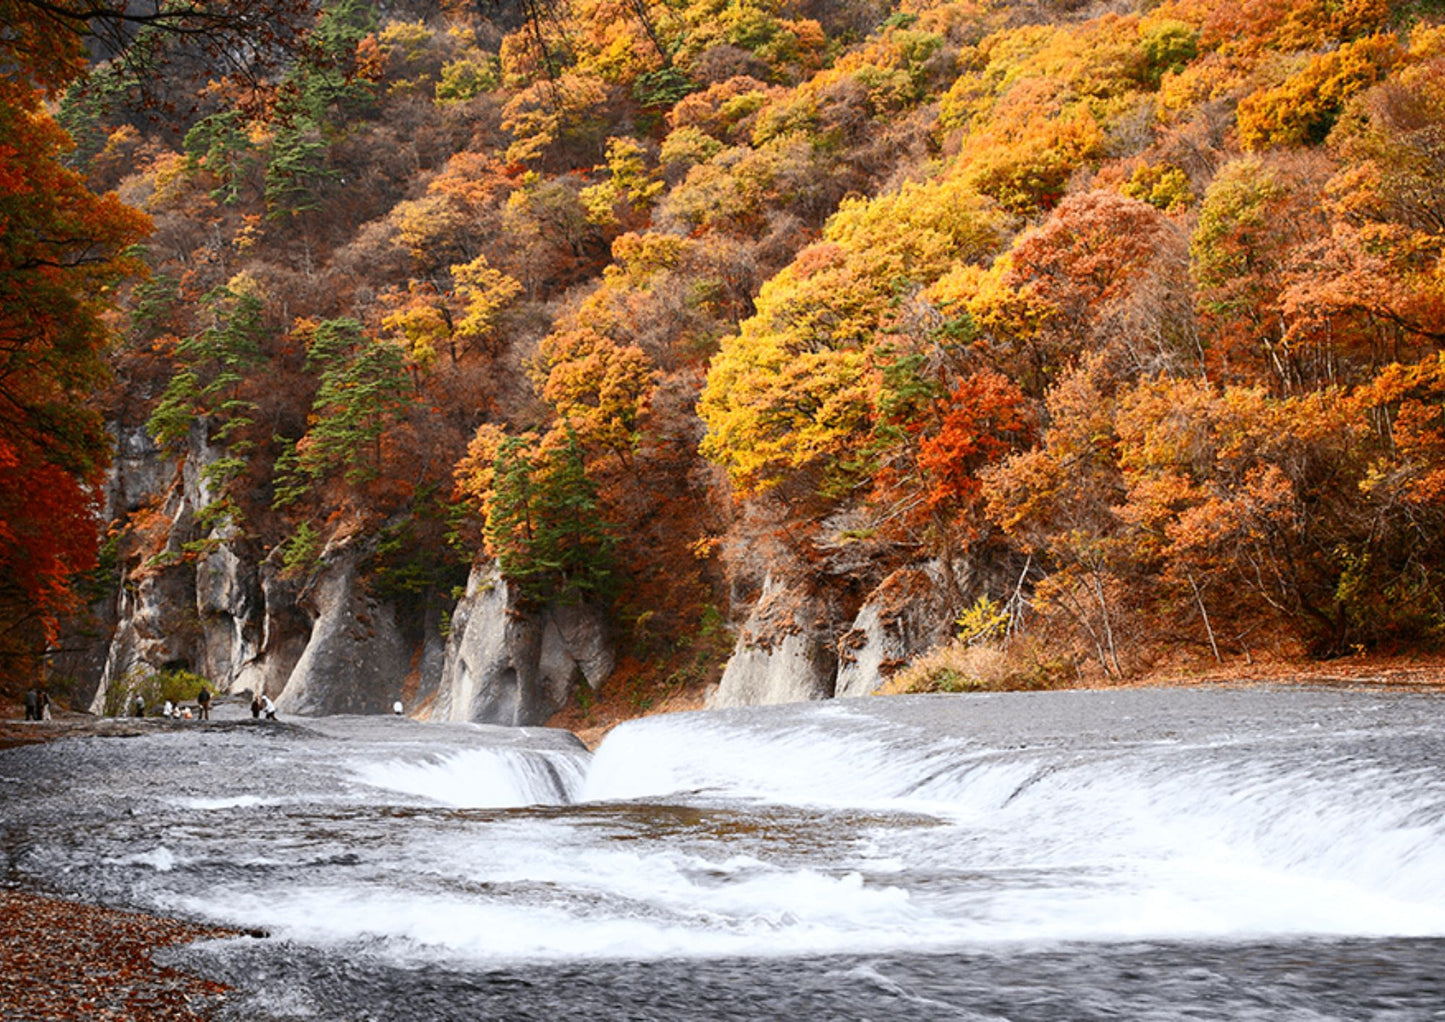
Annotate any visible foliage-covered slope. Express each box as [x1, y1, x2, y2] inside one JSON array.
[[9, 0, 1445, 699]]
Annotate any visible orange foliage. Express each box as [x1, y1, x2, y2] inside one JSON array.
[[1358, 353, 1445, 506], [916, 371, 1033, 526], [0, 87, 149, 681], [1236, 33, 1400, 150]]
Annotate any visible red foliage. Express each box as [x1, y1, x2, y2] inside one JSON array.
[[917, 371, 1034, 522]]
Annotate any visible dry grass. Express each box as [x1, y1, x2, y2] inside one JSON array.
[[879, 638, 1076, 694]]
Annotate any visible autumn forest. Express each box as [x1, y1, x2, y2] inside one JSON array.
[[4, 0, 1445, 709]]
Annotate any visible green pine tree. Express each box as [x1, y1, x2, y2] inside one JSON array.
[[147, 284, 266, 453], [484, 427, 614, 605], [272, 318, 412, 507]]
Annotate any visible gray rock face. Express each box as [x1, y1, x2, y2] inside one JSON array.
[[195, 540, 259, 688], [709, 576, 837, 708], [84, 422, 474, 719], [275, 542, 410, 717], [428, 564, 614, 726], [88, 565, 199, 714], [87, 482, 201, 713], [104, 423, 174, 521], [86, 422, 308, 711], [231, 549, 310, 699], [834, 564, 954, 698]]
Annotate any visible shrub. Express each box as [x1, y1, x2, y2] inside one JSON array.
[[104, 668, 212, 716], [882, 639, 1074, 694]]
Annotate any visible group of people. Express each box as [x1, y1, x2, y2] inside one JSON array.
[[23, 683, 285, 722], [21, 687, 50, 721], [131, 686, 213, 719], [13, 686, 419, 725], [250, 692, 277, 720]]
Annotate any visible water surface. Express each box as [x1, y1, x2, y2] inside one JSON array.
[[2, 687, 1442, 1020]]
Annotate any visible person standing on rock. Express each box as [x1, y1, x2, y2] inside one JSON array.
[[22, 687, 37, 721], [197, 686, 211, 720], [250, 694, 262, 719], [260, 694, 277, 720]]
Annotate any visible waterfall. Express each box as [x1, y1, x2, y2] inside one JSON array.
[[354, 746, 590, 808]]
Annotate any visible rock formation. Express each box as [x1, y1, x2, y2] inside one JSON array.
[[708, 576, 838, 708], [274, 540, 412, 716], [426, 564, 614, 726], [834, 564, 954, 698]]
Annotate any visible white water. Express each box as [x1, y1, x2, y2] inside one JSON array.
[[11, 690, 1445, 982], [354, 746, 589, 808]]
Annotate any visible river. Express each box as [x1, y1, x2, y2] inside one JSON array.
[[2, 686, 1443, 1020]]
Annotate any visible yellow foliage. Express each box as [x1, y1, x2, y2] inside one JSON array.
[[960, 99, 1107, 213], [1236, 33, 1401, 150], [390, 194, 466, 262], [501, 73, 609, 165], [380, 285, 452, 372], [453, 422, 509, 516], [436, 55, 499, 104], [604, 231, 688, 287], [378, 20, 434, 66], [1408, 23, 1445, 62], [534, 328, 655, 457], [144, 151, 195, 211], [698, 174, 1008, 491], [659, 125, 723, 173], [579, 136, 664, 226], [1120, 163, 1193, 211], [451, 254, 523, 347]]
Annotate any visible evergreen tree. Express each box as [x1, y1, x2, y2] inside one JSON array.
[[147, 283, 266, 452], [484, 434, 540, 592], [484, 427, 615, 605], [531, 426, 615, 604], [184, 109, 257, 206], [273, 318, 412, 506]]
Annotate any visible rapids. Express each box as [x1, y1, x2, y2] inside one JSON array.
[[2, 686, 1443, 1020]]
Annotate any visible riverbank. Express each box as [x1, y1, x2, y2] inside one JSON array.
[[0, 889, 236, 1020], [7, 652, 1444, 753], [0, 714, 295, 751]]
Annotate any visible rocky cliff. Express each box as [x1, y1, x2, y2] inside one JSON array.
[[709, 564, 960, 708], [75, 424, 615, 721], [273, 540, 413, 716], [79, 423, 401, 715], [426, 564, 614, 726], [76, 423, 954, 721]]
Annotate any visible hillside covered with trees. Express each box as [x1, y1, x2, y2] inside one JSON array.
[[5, 0, 1445, 713]]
